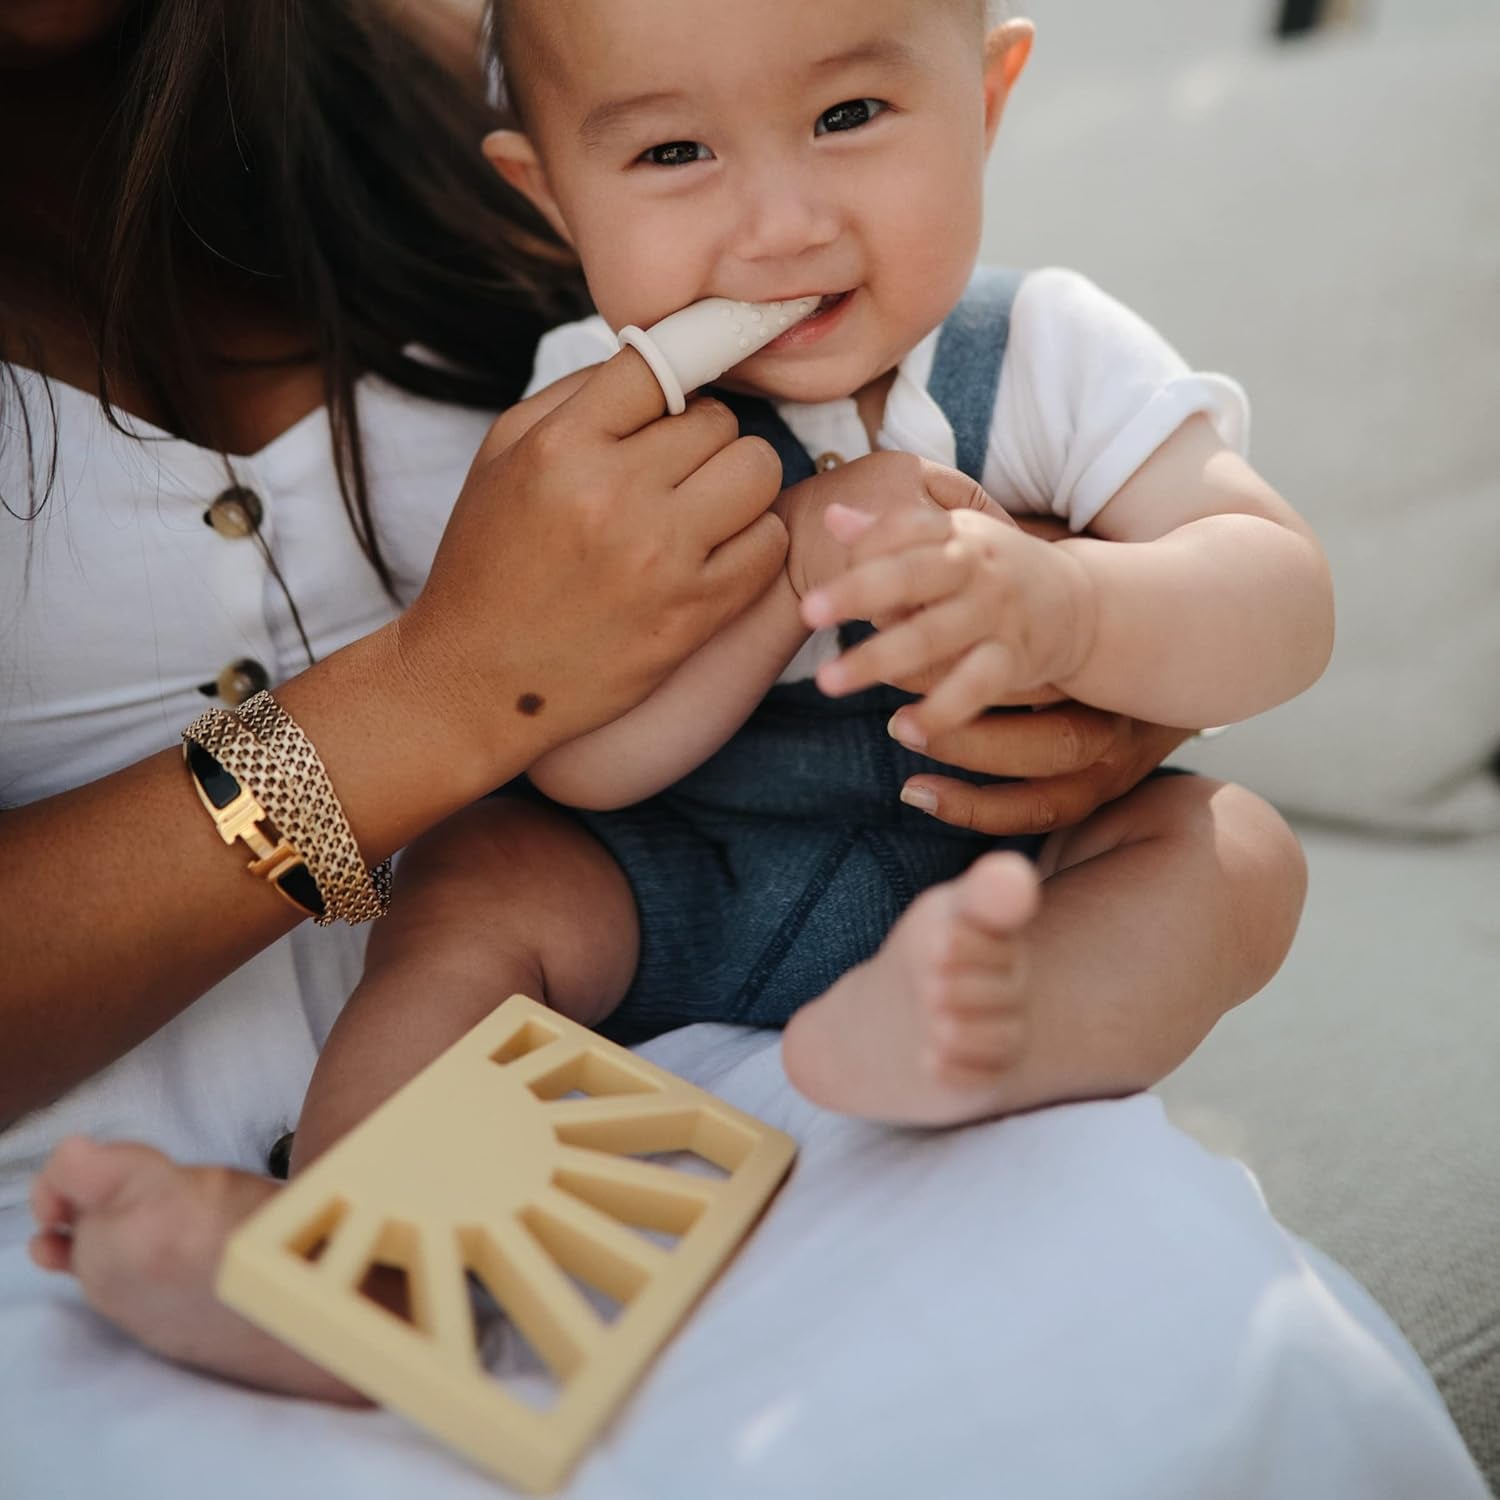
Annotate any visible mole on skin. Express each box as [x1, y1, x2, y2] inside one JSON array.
[[516, 693, 545, 717]]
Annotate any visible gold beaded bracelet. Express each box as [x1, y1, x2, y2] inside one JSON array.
[[183, 694, 391, 926], [232, 692, 392, 924]]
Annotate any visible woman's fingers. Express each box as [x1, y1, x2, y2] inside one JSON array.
[[899, 715, 1196, 836], [901, 772, 1104, 835], [488, 342, 697, 466], [892, 702, 1127, 778], [701, 510, 792, 619], [570, 344, 684, 438], [919, 460, 1013, 520], [481, 366, 596, 457], [680, 434, 787, 552], [626, 396, 752, 489]]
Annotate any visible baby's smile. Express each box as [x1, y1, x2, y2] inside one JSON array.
[[754, 287, 858, 355]]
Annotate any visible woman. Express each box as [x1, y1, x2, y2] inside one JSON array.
[[0, 3, 1485, 1496]]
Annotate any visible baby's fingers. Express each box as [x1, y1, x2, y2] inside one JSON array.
[[816, 596, 987, 698], [827, 497, 953, 565], [27, 1170, 76, 1272], [902, 642, 1018, 744], [802, 542, 963, 631]]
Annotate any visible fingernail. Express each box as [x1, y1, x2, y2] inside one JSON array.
[[817, 662, 848, 695], [901, 783, 938, 814], [888, 712, 926, 749], [802, 590, 834, 628], [825, 504, 877, 543]]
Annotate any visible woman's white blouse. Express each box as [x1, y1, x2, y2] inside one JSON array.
[[0, 370, 496, 1239]]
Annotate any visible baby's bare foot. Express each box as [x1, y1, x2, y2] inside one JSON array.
[[783, 852, 1041, 1125], [28, 1136, 361, 1402]]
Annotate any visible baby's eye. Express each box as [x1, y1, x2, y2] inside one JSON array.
[[639, 140, 715, 167], [814, 99, 888, 136]]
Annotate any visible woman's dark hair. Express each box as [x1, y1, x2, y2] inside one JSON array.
[[0, 0, 584, 594]]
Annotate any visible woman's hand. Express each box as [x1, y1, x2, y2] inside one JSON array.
[[398, 349, 788, 770], [891, 706, 1194, 835]]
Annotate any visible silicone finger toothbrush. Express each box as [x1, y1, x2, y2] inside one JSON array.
[[617, 296, 822, 415]]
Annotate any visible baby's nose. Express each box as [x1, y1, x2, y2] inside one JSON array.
[[733, 172, 840, 262]]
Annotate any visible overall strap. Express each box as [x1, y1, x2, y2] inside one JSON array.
[[926, 266, 1026, 484], [710, 387, 819, 490]]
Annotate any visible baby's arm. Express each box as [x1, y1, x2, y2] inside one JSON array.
[[528, 570, 808, 809], [1050, 413, 1332, 725], [810, 414, 1332, 737]]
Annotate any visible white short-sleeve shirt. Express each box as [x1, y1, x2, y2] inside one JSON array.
[[529, 268, 1250, 684]]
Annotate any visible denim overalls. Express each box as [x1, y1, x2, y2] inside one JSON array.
[[566, 269, 1046, 1043]]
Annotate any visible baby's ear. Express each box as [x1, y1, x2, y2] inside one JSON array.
[[981, 19, 1035, 149], [482, 130, 573, 246]]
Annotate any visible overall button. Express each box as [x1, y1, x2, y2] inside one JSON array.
[[211, 658, 270, 706], [815, 451, 846, 472], [204, 487, 263, 539]]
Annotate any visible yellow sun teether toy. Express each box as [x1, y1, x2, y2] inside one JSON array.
[[216, 995, 797, 1493]]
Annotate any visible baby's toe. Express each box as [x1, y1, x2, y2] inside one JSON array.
[[927, 1008, 1030, 1082], [953, 852, 1041, 939], [28, 1169, 75, 1237], [925, 961, 1029, 1019]]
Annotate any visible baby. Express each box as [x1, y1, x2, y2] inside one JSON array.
[[367, 0, 1326, 1126], [239, 0, 1330, 1142], [28, 0, 1330, 1396]]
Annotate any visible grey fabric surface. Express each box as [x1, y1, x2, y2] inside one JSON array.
[[1158, 827, 1500, 1487]]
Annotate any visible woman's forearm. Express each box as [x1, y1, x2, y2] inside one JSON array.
[[0, 622, 557, 1124], [529, 572, 809, 810], [1056, 515, 1334, 728]]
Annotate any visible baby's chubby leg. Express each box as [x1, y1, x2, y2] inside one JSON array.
[[783, 776, 1305, 1125], [293, 798, 639, 1166], [28, 799, 638, 1398]]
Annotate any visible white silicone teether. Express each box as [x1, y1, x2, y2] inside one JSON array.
[[617, 295, 822, 415]]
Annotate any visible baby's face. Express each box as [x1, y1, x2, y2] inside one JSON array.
[[495, 0, 1027, 406]]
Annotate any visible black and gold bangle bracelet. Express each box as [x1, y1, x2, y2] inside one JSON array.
[[183, 738, 326, 920]]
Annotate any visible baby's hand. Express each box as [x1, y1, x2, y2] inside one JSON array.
[[803, 504, 1098, 743], [777, 452, 1003, 601]]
